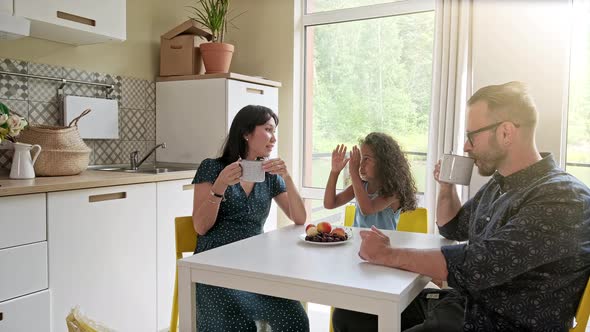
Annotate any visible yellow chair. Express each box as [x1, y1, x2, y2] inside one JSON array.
[[329, 206, 429, 332], [169, 217, 305, 332], [170, 216, 198, 332], [397, 207, 428, 233], [571, 277, 590, 332]]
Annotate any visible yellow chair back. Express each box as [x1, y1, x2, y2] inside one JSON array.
[[571, 277, 590, 332], [397, 207, 428, 234], [343, 204, 356, 227], [170, 216, 198, 332]]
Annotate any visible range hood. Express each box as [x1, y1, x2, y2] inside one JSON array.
[[0, 12, 30, 40]]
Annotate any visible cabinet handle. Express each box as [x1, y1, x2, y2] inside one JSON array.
[[182, 184, 194, 191], [0, 312, 3, 321], [89, 192, 127, 203], [57, 11, 96, 27], [246, 88, 264, 95]]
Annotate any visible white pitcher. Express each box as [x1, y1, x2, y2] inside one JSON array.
[[9, 142, 42, 179]]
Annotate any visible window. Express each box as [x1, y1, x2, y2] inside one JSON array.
[[299, 0, 435, 222], [566, 0, 590, 186]]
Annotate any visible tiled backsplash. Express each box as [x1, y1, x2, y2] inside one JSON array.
[[0, 58, 156, 170]]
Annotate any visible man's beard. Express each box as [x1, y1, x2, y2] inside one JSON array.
[[469, 139, 506, 177]]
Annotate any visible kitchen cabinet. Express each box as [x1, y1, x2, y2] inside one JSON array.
[[0, 193, 48, 332], [0, 193, 46, 250], [0, 290, 50, 332], [156, 179, 194, 332], [156, 75, 280, 165], [156, 74, 281, 232], [48, 183, 156, 332], [14, 0, 126, 44]]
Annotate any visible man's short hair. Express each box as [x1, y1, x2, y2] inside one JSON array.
[[468, 81, 537, 128]]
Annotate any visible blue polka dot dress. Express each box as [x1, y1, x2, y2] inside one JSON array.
[[192, 158, 309, 332]]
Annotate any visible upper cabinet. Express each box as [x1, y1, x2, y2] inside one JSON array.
[[14, 0, 126, 45]]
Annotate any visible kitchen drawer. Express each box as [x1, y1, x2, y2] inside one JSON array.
[[0, 193, 46, 250], [227, 80, 279, 127], [0, 290, 49, 332], [0, 242, 48, 302]]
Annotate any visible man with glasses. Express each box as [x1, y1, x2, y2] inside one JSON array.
[[332, 81, 590, 331]]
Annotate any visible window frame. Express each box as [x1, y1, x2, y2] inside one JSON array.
[[296, 0, 436, 201]]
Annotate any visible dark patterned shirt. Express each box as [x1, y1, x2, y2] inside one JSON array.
[[440, 154, 590, 332]]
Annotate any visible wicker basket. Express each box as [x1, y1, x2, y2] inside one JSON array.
[[17, 110, 92, 176]]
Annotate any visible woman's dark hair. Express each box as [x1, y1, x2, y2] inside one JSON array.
[[359, 132, 418, 212], [218, 105, 279, 165]]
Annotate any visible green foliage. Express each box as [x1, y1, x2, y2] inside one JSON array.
[[308, 11, 434, 187], [188, 0, 230, 42]]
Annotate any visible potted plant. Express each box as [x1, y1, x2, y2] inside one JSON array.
[[189, 0, 239, 74]]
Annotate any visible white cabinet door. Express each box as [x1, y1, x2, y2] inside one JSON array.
[[14, 0, 126, 44], [0, 193, 46, 249], [156, 78, 227, 164], [0, 242, 48, 302], [226, 80, 279, 132], [48, 183, 156, 332], [0, 290, 49, 332], [156, 179, 194, 332]]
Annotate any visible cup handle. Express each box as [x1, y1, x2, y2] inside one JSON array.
[[30, 145, 42, 165]]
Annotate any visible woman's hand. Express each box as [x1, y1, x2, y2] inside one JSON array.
[[348, 145, 361, 178], [263, 158, 289, 178], [331, 144, 350, 173], [217, 161, 242, 186]]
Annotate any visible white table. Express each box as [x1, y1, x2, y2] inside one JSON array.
[[178, 225, 453, 332]]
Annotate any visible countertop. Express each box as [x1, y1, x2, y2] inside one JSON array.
[[0, 169, 196, 197]]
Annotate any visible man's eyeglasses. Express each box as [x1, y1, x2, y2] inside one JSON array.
[[465, 121, 521, 146]]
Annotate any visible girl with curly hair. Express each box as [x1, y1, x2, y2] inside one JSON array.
[[323, 132, 418, 230]]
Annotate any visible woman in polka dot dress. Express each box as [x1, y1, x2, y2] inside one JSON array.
[[191, 105, 309, 332]]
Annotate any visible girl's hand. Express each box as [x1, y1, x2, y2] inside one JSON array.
[[348, 145, 361, 177], [263, 158, 289, 177], [331, 144, 350, 173], [217, 161, 242, 186]]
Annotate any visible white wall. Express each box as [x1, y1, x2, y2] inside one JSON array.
[[469, 0, 571, 192]]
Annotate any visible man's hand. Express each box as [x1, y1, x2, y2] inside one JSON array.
[[359, 226, 392, 265]]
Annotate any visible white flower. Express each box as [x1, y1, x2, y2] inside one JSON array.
[[7, 114, 21, 129], [0, 114, 7, 126], [18, 118, 27, 130]]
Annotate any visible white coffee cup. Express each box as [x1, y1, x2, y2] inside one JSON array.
[[439, 154, 475, 186], [240, 160, 265, 182]]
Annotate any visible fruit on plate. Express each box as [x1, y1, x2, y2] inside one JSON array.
[[305, 224, 315, 232], [306, 226, 318, 237], [316, 221, 332, 234], [331, 227, 346, 238]]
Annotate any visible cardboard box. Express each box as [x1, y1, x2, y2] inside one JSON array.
[[160, 19, 212, 76]]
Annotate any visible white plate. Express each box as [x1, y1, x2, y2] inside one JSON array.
[[298, 233, 351, 245], [298, 227, 353, 246]]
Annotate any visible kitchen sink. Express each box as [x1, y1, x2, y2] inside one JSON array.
[[91, 164, 197, 174]]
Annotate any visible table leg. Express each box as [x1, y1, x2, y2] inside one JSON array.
[[378, 302, 400, 332], [178, 265, 196, 332]]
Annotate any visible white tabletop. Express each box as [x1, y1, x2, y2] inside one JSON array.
[[179, 225, 452, 308]]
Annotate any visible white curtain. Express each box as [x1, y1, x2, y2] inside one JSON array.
[[425, 0, 473, 232]]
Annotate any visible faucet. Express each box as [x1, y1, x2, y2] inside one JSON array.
[[130, 142, 166, 170]]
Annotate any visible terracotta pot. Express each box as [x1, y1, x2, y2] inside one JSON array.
[[199, 42, 234, 74]]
